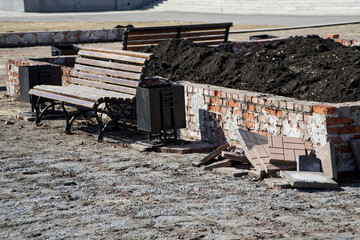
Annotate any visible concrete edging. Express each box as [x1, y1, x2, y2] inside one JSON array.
[[0, 28, 125, 48]]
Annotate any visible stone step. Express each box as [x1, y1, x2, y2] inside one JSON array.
[[144, 0, 360, 15]]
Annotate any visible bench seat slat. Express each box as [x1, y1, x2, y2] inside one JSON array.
[[127, 35, 226, 46], [72, 70, 140, 87], [29, 88, 95, 108], [127, 30, 226, 41], [126, 22, 233, 33], [71, 77, 137, 95], [33, 84, 134, 101], [79, 50, 147, 65], [80, 46, 153, 59], [76, 57, 144, 73], [74, 64, 142, 80]]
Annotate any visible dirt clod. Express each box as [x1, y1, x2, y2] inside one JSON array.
[[145, 36, 360, 103]]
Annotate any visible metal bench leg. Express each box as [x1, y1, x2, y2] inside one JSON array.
[[93, 104, 104, 143], [61, 102, 72, 134]]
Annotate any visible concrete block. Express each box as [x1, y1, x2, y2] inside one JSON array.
[[316, 142, 337, 179], [350, 139, 360, 171], [280, 171, 338, 189], [297, 155, 322, 172], [212, 167, 249, 177]]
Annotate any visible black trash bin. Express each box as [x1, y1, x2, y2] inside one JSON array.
[[136, 84, 186, 143], [51, 44, 80, 56]]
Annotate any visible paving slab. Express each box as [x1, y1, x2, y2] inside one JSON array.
[[267, 136, 306, 164], [236, 128, 267, 175], [221, 150, 249, 164], [297, 155, 322, 172], [316, 142, 337, 179], [350, 139, 360, 172], [280, 171, 338, 189]]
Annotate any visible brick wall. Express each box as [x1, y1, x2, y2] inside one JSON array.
[[180, 82, 359, 172], [5, 57, 75, 96]]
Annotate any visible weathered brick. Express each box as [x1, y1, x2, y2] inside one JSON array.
[[269, 109, 276, 116], [252, 97, 259, 104], [339, 144, 351, 153], [248, 104, 255, 112], [325, 34, 339, 39], [287, 102, 295, 110], [339, 125, 360, 134], [229, 100, 235, 108], [217, 98, 223, 105], [258, 98, 265, 105], [313, 105, 337, 115], [326, 117, 351, 126], [226, 92, 233, 99], [329, 137, 342, 144], [244, 112, 255, 120], [220, 107, 229, 114], [247, 121, 254, 129], [210, 97, 217, 104], [209, 105, 220, 113], [279, 100, 287, 109]]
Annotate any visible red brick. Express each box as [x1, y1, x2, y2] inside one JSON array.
[[313, 105, 337, 115], [233, 109, 242, 117], [325, 34, 339, 39], [244, 112, 255, 120], [276, 110, 282, 117], [269, 109, 276, 116], [209, 105, 220, 113], [248, 104, 255, 112], [326, 117, 351, 126], [339, 144, 351, 153], [329, 137, 342, 144], [235, 102, 241, 109], [223, 100, 229, 106], [215, 90, 221, 98], [339, 125, 360, 134], [217, 98, 223, 105], [228, 100, 235, 108], [328, 127, 338, 134], [246, 96, 252, 102], [226, 92, 233, 99], [210, 97, 217, 104]]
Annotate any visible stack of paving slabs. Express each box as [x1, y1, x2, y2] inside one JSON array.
[[237, 128, 306, 177]]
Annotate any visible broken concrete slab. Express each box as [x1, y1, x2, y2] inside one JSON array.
[[280, 171, 338, 189], [297, 155, 322, 172], [212, 167, 249, 177], [350, 139, 360, 172], [316, 142, 337, 179], [203, 159, 233, 171], [263, 178, 292, 189]]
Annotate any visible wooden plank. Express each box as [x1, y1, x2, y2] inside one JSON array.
[[33, 85, 103, 102], [29, 89, 95, 108], [126, 22, 233, 33], [71, 78, 136, 96], [192, 142, 230, 167], [80, 46, 153, 59], [180, 30, 226, 37], [127, 32, 178, 41], [72, 70, 140, 87], [78, 50, 147, 64], [74, 64, 142, 80], [184, 35, 226, 42], [76, 57, 144, 73], [63, 84, 134, 99], [127, 38, 174, 46]]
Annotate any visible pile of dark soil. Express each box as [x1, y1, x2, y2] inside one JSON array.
[[144, 36, 360, 103]]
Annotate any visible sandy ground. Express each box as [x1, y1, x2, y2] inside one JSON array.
[[0, 22, 360, 239]]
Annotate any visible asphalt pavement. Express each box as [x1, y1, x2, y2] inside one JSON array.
[[0, 10, 360, 26]]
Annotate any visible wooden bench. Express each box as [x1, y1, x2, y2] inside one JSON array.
[[123, 22, 233, 50], [29, 47, 154, 142]]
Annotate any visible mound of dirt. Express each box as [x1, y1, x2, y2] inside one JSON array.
[[145, 36, 360, 103]]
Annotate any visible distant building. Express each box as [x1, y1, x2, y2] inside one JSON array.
[[0, 0, 155, 12]]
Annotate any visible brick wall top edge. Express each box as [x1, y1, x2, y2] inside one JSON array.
[[179, 80, 360, 107]]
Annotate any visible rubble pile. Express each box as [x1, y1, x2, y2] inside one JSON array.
[[194, 128, 340, 189]]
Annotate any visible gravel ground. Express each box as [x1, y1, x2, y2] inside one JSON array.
[[1, 24, 360, 240]]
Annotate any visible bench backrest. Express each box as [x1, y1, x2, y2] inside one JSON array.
[[71, 47, 153, 95], [123, 22, 233, 50]]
